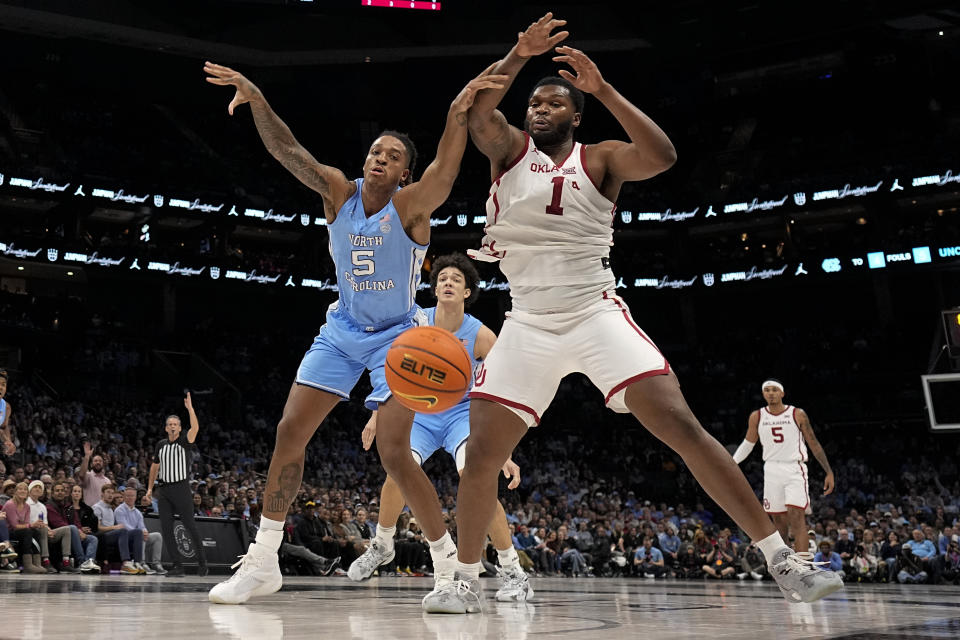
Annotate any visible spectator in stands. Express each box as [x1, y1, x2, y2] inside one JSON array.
[[880, 531, 902, 582], [634, 535, 666, 578], [737, 542, 767, 580], [293, 501, 335, 559], [814, 539, 843, 572], [76, 442, 109, 507], [904, 528, 938, 582], [939, 539, 959, 585], [44, 482, 87, 573], [253, 503, 338, 576], [559, 536, 588, 576], [590, 525, 614, 576], [115, 486, 164, 574], [938, 526, 954, 556], [897, 546, 928, 584], [64, 484, 100, 573], [0, 479, 15, 506], [858, 529, 884, 582], [702, 533, 737, 579], [26, 479, 70, 573], [2, 482, 45, 573], [658, 523, 681, 569], [676, 542, 702, 579], [92, 484, 142, 574]]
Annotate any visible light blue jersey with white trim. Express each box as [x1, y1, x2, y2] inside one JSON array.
[[327, 178, 428, 328]]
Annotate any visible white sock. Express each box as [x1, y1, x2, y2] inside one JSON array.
[[497, 546, 520, 569], [757, 531, 789, 564], [428, 532, 457, 564], [255, 516, 285, 552], [376, 524, 396, 549], [457, 560, 482, 580]]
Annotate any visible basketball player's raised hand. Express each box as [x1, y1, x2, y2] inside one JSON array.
[[203, 61, 263, 115], [450, 63, 510, 118], [501, 458, 521, 490], [516, 12, 569, 58], [552, 46, 607, 94]]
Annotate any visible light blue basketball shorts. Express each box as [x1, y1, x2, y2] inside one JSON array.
[[295, 305, 426, 410]]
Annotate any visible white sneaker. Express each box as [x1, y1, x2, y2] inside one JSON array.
[[750, 571, 764, 581], [422, 572, 484, 614], [495, 565, 534, 602], [769, 548, 843, 603], [79, 559, 100, 573], [142, 563, 157, 575], [347, 538, 395, 581], [209, 543, 283, 605], [121, 561, 140, 574]]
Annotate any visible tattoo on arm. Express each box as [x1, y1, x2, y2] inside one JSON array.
[[267, 462, 302, 513], [801, 420, 832, 474], [250, 103, 331, 198]]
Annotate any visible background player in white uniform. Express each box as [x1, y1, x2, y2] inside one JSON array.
[[732, 379, 835, 553], [424, 14, 842, 613], [203, 62, 508, 606], [0, 370, 17, 457], [349, 253, 533, 603]]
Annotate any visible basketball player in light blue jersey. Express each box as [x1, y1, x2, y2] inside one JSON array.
[[0, 370, 16, 456], [348, 254, 533, 603], [203, 62, 508, 606]]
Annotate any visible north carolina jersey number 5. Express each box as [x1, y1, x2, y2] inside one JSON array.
[[351, 249, 375, 276]]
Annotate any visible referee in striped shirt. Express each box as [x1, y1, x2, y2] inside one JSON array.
[[145, 392, 208, 576]]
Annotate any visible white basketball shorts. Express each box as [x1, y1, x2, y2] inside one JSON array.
[[469, 291, 670, 427], [762, 460, 810, 513]]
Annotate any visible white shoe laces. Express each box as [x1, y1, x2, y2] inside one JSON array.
[[782, 551, 829, 574], [225, 552, 262, 584]]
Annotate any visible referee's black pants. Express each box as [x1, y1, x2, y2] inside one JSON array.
[[156, 481, 207, 567]]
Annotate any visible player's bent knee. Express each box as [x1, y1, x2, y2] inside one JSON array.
[[274, 416, 316, 451]]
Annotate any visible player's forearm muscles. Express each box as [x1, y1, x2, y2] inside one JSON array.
[[249, 100, 330, 196], [809, 442, 832, 475], [430, 108, 470, 181], [471, 48, 527, 114], [593, 83, 677, 164]]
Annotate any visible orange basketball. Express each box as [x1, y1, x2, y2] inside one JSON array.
[[385, 326, 473, 414]]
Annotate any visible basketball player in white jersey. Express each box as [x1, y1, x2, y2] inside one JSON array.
[[732, 379, 834, 553], [423, 13, 842, 612]]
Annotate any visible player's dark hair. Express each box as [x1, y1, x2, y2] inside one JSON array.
[[0, 369, 6, 381], [530, 76, 585, 114], [378, 129, 417, 178], [429, 253, 480, 307]]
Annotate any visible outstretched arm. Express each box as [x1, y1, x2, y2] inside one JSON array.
[[203, 62, 353, 218], [468, 13, 569, 171], [552, 46, 677, 182], [796, 409, 834, 495], [397, 65, 507, 224]]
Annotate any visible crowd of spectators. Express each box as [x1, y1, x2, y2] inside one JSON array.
[[0, 364, 958, 585]]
